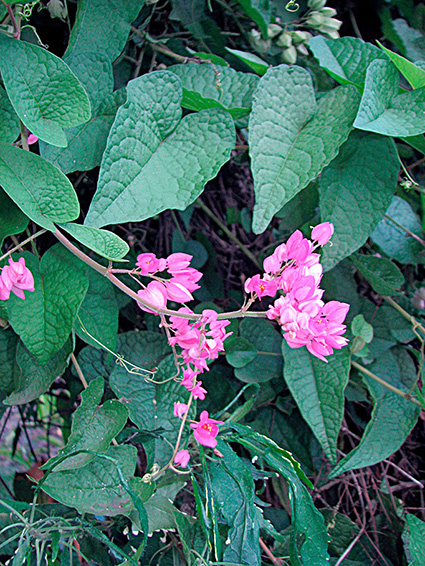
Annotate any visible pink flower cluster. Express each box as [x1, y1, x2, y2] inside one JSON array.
[[0, 258, 34, 301], [245, 222, 349, 362]]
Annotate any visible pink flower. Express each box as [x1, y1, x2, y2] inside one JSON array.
[[166, 253, 192, 273], [190, 411, 224, 448], [174, 402, 189, 418], [27, 134, 38, 145], [311, 222, 334, 246], [0, 275, 11, 301], [136, 253, 161, 275], [171, 268, 202, 292], [244, 274, 278, 298], [1, 258, 34, 300], [174, 449, 190, 467], [190, 381, 208, 400], [164, 279, 194, 303], [136, 281, 167, 314]]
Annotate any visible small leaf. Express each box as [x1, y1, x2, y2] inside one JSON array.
[[351, 254, 405, 296], [225, 47, 269, 75], [8, 248, 88, 364], [370, 196, 423, 264], [249, 65, 360, 233], [330, 348, 420, 477], [282, 344, 351, 464], [65, 0, 144, 63], [0, 34, 91, 147], [354, 59, 425, 137], [0, 86, 19, 143], [59, 222, 129, 261], [85, 71, 235, 228], [0, 188, 29, 247], [225, 336, 257, 368], [0, 142, 79, 231], [319, 131, 399, 271], [351, 315, 374, 343], [377, 41, 425, 89], [309, 36, 386, 89], [46, 377, 128, 471], [405, 514, 425, 565]]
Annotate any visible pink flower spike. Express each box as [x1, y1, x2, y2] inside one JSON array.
[[174, 449, 190, 468], [136, 281, 167, 314], [167, 253, 192, 273], [311, 222, 334, 246], [174, 402, 189, 418], [190, 411, 224, 448], [27, 134, 38, 145], [1, 258, 34, 300], [136, 252, 160, 275]]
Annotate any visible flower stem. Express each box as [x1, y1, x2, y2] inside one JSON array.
[[0, 229, 46, 263]]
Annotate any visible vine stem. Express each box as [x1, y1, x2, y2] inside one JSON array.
[[351, 360, 422, 408], [384, 213, 425, 247], [53, 227, 267, 321], [383, 295, 425, 337], [0, 229, 46, 262]]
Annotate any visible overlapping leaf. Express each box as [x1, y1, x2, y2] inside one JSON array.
[[0, 142, 79, 230], [351, 254, 404, 296], [0, 188, 28, 247], [59, 222, 129, 261], [319, 131, 399, 271], [0, 34, 90, 147], [85, 71, 235, 228], [282, 344, 351, 464], [0, 86, 19, 143], [354, 59, 425, 137], [249, 65, 360, 233]]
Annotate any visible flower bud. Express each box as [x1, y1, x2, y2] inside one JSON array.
[[281, 46, 297, 65], [47, 0, 67, 20], [268, 23, 283, 38], [319, 18, 342, 31], [307, 0, 326, 9], [319, 27, 340, 38], [296, 44, 309, 56], [320, 6, 337, 17], [311, 222, 334, 245], [276, 31, 292, 47], [291, 30, 309, 45], [306, 11, 325, 27]]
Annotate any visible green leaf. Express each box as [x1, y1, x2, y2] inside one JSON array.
[[75, 269, 119, 352], [225, 336, 257, 368], [354, 59, 425, 137], [351, 254, 405, 296], [8, 248, 88, 364], [229, 423, 330, 565], [225, 47, 269, 76], [0, 327, 20, 399], [249, 65, 360, 233], [370, 196, 423, 264], [41, 445, 139, 516], [402, 133, 425, 154], [282, 344, 350, 464], [144, 481, 186, 533], [0, 188, 29, 247], [234, 0, 270, 36], [46, 377, 128, 471], [319, 131, 398, 271], [330, 348, 420, 477], [0, 142, 79, 231], [351, 315, 373, 344], [5, 337, 72, 405], [405, 514, 425, 565], [234, 318, 283, 383], [309, 36, 386, 89], [169, 63, 259, 119], [65, 0, 144, 63], [85, 71, 235, 228], [40, 53, 126, 173], [392, 18, 425, 62], [377, 41, 425, 89], [59, 222, 129, 261], [0, 86, 19, 143], [210, 441, 261, 566], [0, 34, 91, 147]]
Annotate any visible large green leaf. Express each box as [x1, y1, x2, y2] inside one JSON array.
[[351, 254, 405, 296], [41, 445, 139, 516], [229, 424, 329, 565], [234, 0, 270, 36], [0, 142, 79, 231], [354, 59, 425, 137], [249, 65, 360, 233], [65, 0, 144, 63], [0, 34, 91, 147], [0, 188, 28, 247], [330, 348, 420, 477], [59, 222, 129, 261], [85, 71, 235, 228], [392, 18, 425, 62], [46, 377, 128, 471], [319, 131, 398, 271], [40, 53, 126, 173], [0, 327, 20, 401], [0, 86, 19, 143], [309, 36, 386, 89], [7, 248, 88, 364], [210, 441, 261, 566], [405, 514, 425, 565], [233, 318, 283, 383], [5, 337, 73, 405], [370, 196, 423, 264], [282, 344, 350, 464], [75, 269, 119, 352], [378, 42, 425, 89], [169, 63, 259, 119]]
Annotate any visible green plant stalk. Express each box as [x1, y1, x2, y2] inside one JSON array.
[[383, 295, 425, 337], [352, 360, 422, 407], [196, 198, 261, 269], [384, 213, 425, 247]]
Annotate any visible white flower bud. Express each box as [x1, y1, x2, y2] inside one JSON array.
[[307, 0, 326, 9], [320, 28, 340, 38], [320, 7, 337, 17], [306, 11, 325, 27], [276, 32, 293, 47], [268, 23, 283, 38], [47, 0, 67, 20], [320, 18, 343, 30], [291, 30, 309, 45], [281, 46, 297, 65], [296, 43, 309, 55]]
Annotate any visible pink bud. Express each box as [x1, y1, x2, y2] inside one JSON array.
[[136, 281, 167, 314], [27, 134, 38, 145], [1, 258, 34, 300], [166, 253, 192, 273], [311, 222, 334, 246], [174, 401, 189, 418], [174, 449, 190, 467]]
